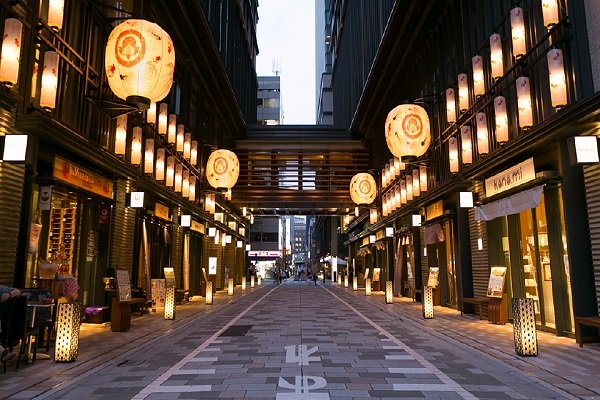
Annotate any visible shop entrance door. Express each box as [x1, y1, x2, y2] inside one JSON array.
[[426, 221, 457, 308]]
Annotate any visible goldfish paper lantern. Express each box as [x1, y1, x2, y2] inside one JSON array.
[[105, 19, 175, 109], [385, 104, 431, 161], [206, 149, 240, 190], [349, 172, 376, 205]]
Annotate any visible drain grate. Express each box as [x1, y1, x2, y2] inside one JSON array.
[[220, 325, 253, 337]]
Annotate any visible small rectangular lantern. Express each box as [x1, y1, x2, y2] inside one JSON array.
[[241, 278, 246, 291], [406, 174, 413, 201], [176, 124, 184, 152], [337, 274, 342, 285], [458, 73, 469, 112], [547, 49, 567, 108], [365, 278, 372, 296], [114, 114, 127, 155], [461, 125, 472, 165], [40, 51, 58, 110], [47, 0, 65, 31], [459, 191, 474, 208], [174, 163, 183, 192], [512, 298, 538, 356], [146, 102, 156, 124], [516, 77, 533, 128], [0, 18, 23, 86], [494, 96, 509, 143], [446, 88, 456, 124], [449, 136, 459, 173], [155, 148, 165, 180], [385, 281, 393, 304], [370, 208, 378, 224], [472, 55, 485, 97], [541, 0, 559, 28], [205, 281, 213, 305], [189, 175, 196, 201], [183, 132, 191, 160], [164, 286, 175, 319], [344, 275, 349, 288], [258, 275, 262, 286], [251, 275, 255, 288], [167, 114, 177, 144], [476, 112, 489, 155], [144, 139, 154, 174], [400, 180, 407, 204], [54, 302, 81, 362], [490, 33, 504, 79], [510, 7, 526, 59], [228, 278, 234, 296], [353, 276, 358, 291], [190, 140, 198, 166], [182, 169, 189, 197], [423, 286, 434, 319], [412, 169, 420, 197], [237, 240, 243, 248], [131, 127, 142, 165], [158, 103, 168, 135], [166, 156, 175, 186], [420, 165, 427, 192]]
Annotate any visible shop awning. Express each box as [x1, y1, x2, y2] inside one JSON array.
[[475, 185, 544, 221]]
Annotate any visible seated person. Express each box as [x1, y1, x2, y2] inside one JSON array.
[[0, 285, 20, 362]]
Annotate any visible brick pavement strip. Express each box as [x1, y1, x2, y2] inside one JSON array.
[[1, 281, 599, 399]]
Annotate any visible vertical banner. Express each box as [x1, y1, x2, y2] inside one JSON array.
[[39, 186, 52, 210], [99, 205, 110, 224], [143, 220, 151, 301], [393, 239, 403, 296], [183, 234, 190, 290]]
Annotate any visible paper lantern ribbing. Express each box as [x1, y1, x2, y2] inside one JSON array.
[[385, 104, 431, 161], [105, 19, 175, 109], [206, 149, 240, 190], [349, 172, 376, 205]]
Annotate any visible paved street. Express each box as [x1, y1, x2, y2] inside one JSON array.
[[2, 281, 600, 399]]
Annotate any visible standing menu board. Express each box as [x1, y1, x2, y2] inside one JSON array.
[[115, 268, 132, 302], [486, 266, 507, 298], [427, 267, 440, 288]]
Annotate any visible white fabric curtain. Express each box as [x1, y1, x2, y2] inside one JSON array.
[[475, 185, 544, 221]]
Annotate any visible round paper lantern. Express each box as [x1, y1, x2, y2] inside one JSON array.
[[349, 173, 376, 205], [105, 19, 175, 109], [206, 149, 239, 190], [385, 104, 431, 161]]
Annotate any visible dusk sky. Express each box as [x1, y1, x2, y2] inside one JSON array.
[[256, 0, 316, 125]]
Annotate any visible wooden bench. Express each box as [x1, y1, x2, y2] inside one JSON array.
[[460, 297, 490, 319], [574, 316, 600, 347], [128, 298, 149, 314]]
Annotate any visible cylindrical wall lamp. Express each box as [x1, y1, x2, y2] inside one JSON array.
[[188, 175, 196, 201], [131, 127, 142, 165], [510, 7, 526, 59], [190, 140, 198, 166], [472, 55, 485, 97], [516, 77, 533, 128], [182, 169, 189, 197], [114, 114, 127, 155], [174, 163, 183, 192], [476, 112, 489, 155], [547, 49, 567, 108], [541, 0, 559, 28], [0, 18, 23, 86], [146, 102, 156, 125], [461, 125, 472, 165], [167, 114, 177, 144], [158, 103, 168, 135], [458, 73, 469, 112], [490, 33, 504, 79], [176, 124, 184, 152], [144, 138, 154, 174], [166, 156, 175, 187], [385, 281, 393, 304], [155, 148, 165, 181], [412, 169, 420, 197], [446, 87, 456, 124], [40, 51, 58, 110], [365, 278, 371, 296], [370, 208, 378, 224], [183, 132, 191, 160], [48, 0, 65, 31], [400, 179, 407, 205], [406, 174, 413, 201], [494, 96, 509, 143], [448, 136, 459, 173], [420, 166, 427, 192]]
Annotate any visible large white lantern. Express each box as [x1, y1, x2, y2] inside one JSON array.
[[547, 49, 567, 108], [349, 172, 376, 205], [476, 112, 490, 155], [490, 33, 504, 79], [0, 18, 23, 86], [448, 136, 459, 173], [511, 7, 526, 59], [516, 77, 533, 128], [494, 96, 509, 143], [105, 19, 175, 109], [461, 125, 472, 165], [40, 51, 58, 110], [206, 149, 240, 190], [385, 104, 431, 161], [472, 55, 485, 97]]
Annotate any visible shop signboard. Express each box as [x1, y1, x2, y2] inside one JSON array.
[[154, 202, 169, 220], [486, 266, 507, 298], [208, 257, 217, 275], [485, 158, 535, 197], [426, 200, 444, 221], [151, 279, 165, 307], [164, 267, 176, 287], [53, 156, 113, 199], [39, 186, 52, 210], [190, 220, 205, 233]]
